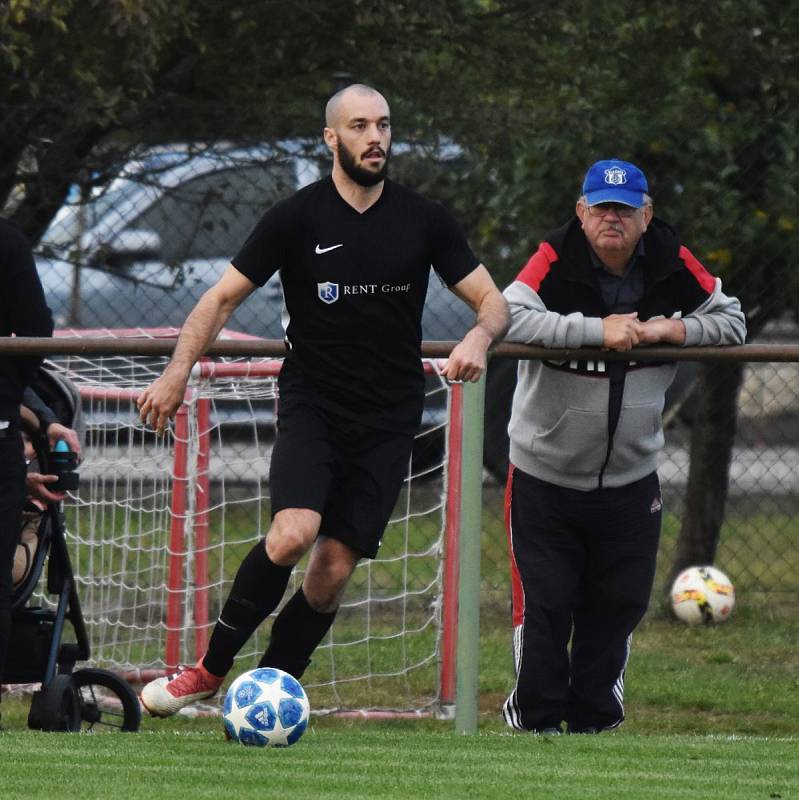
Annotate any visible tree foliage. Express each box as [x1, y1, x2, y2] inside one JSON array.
[[0, 0, 470, 240], [437, 1, 799, 580], [443, 1, 799, 322], [4, 0, 798, 317]]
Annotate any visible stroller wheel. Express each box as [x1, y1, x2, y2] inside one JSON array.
[[29, 674, 81, 732], [72, 668, 142, 732]]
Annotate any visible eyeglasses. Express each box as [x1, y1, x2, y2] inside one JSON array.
[[585, 203, 641, 219]]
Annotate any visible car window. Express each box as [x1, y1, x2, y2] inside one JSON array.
[[125, 163, 296, 263], [41, 185, 131, 250]]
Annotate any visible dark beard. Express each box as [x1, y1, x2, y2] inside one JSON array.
[[338, 141, 389, 187]]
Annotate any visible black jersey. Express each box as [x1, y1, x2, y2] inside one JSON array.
[[232, 177, 479, 432]]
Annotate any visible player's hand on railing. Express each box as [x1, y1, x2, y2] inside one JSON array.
[[440, 328, 492, 383], [137, 368, 188, 435], [602, 313, 641, 351]]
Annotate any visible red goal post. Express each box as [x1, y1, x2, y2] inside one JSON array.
[[35, 328, 472, 719]]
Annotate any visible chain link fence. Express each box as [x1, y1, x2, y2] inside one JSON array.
[[482, 353, 799, 627], [22, 133, 799, 632]]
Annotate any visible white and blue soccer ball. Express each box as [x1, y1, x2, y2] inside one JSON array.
[[223, 667, 310, 747]]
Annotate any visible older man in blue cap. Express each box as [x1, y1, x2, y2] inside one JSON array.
[[499, 159, 746, 735]]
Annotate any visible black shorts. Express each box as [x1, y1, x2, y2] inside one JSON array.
[[269, 395, 415, 559]]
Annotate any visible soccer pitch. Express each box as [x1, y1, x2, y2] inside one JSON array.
[[3, 725, 797, 800], [4, 613, 799, 799], [6, 497, 799, 798]]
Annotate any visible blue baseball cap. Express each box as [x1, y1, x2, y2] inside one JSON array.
[[582, 159, 649, 207]]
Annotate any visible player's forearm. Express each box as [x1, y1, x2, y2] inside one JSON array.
[[167, 290, 236, 377], [470, 288, 510, 348]]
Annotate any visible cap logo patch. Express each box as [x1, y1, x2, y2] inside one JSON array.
[[604, 167, 627, 186]]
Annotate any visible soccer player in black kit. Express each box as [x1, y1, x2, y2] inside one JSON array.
[[139, 84, 509, 715]]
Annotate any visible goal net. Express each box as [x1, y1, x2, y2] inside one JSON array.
[[40, 328, 461, 716]]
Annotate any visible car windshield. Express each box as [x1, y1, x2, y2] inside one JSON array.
[[42, 184, 131, 249], [40, 150, 298, 262], [125, 164, 295, 262]]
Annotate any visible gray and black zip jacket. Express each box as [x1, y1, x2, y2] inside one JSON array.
[[503, 217, 747, 491]]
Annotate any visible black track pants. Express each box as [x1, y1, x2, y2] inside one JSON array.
[[502, 468, 662, 733]]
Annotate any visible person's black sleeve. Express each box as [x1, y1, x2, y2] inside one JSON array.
[[0, 221, 54, 384], [231, 198, 293, 287], [429, 203, 481, 287]]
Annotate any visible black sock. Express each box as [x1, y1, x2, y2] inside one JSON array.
[[202, 541, 292, 677], [258, 588, 337, 679]]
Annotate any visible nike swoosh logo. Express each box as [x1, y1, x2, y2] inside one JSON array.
[[315, 243, 343, 254]]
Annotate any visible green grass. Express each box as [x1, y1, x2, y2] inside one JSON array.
[[4, 582, 799, 799], [1, 725, 797, 800], [10, 482, 796, 797]]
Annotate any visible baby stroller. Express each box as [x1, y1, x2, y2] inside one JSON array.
[[5, 366, 141, 732]]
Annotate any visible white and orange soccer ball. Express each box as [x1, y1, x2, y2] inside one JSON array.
[[670, 565, 735, 625]]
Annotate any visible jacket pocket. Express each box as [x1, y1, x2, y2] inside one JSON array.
[[532, 408, 607, 476], [613, 402, 664, 464]]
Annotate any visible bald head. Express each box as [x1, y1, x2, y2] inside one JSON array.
[[325, 84, 388, 128]]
